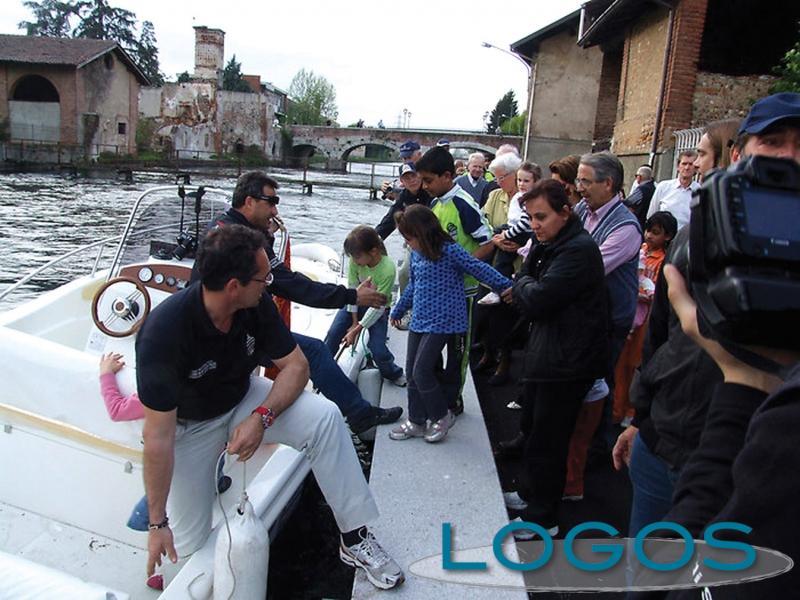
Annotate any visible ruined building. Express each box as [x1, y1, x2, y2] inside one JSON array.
[[138, 26, 287, 161]]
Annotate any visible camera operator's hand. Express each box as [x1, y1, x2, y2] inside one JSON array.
[[663, 264, 784, 394]]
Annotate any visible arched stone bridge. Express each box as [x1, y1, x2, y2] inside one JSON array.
[[287, 125, 522, 162]]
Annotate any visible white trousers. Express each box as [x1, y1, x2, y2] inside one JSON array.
[[167, 376, 379, 555]]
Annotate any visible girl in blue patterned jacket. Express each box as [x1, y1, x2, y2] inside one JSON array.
[[389, 205, 512, 443]]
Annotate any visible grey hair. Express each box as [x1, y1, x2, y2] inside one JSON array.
[[467, 152, 486, 164], [678, 149, 698, 162], [490, 152, 523, 174], [496, 143, 520, 156], [580, 151, 624, 194], [636, 165, 653, 179]]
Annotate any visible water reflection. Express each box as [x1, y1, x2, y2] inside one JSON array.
[[0, 168, 404, 307]]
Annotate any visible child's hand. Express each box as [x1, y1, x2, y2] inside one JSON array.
[[390, 318, 402, 329], [343, 325, 361, 347], [99, 352, 125, 375]]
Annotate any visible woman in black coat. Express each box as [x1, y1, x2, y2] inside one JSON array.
[[503, 179, 609, 537]]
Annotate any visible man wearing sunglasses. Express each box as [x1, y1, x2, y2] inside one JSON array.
[[207, 172, 403, 435]]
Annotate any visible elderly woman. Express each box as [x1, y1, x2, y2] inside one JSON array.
[[502, 179, 608, 538], [473, 152, 523, 385]]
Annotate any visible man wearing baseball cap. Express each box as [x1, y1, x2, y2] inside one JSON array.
[[375, 163, 431, 240], [734, 92, 800, 163], [380, 141, 422, 201]]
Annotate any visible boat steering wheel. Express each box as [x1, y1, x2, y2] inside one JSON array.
[[91, 277, 152, 338]]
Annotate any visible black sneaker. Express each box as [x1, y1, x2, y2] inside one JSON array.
[[350, 406, 403, 434]]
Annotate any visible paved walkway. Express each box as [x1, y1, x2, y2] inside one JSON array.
[[352, 330, 528, 599]]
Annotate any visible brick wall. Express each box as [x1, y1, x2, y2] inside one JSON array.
[[611, 7, 670, 155], [692, 71, 776, 126], [593, 46, 622, 147], [660, 0, 709, 143]]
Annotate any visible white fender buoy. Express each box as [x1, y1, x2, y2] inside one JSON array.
[[213, 496, 269, 600], [337, 329, 370, 383], [357, 367, 384, 441]]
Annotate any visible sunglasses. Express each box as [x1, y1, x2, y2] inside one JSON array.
[[253, 194, 280, 205], [249, 272, 274, 286]]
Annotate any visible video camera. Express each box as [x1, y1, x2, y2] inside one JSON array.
[[689, 155, 800, 350]]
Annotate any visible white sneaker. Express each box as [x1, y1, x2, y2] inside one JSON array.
[[506, 400, 522, 410], [478, 291, 501, 305], [340, 529, 405, 589], [562, 494, 584, 502], [503, 491, 528, 511], [508, 517, 559, 541]]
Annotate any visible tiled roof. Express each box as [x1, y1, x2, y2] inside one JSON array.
[[0, 34, 149, 84]]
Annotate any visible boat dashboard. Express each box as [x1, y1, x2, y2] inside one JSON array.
[[119, 262, 193, 295]]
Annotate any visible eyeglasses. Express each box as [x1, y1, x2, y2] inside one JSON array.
[[574, 178, 597, 187], [249, 272, 274, 286], [495, 172, 514, 182], [253, 194, 280, 205]]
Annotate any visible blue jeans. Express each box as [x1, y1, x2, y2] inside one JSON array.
[[627, 433, 682, 536], [324, 308, 403, 381], [293, 332, 372, 423]]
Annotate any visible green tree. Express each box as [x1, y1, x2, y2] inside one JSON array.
[[18, 0, 83, 36], [499, 111, 527, 136], [287, 68, 338, 125], [18, 0, 162, 86], [487, 90, 518, 134], [771, 23, 800, 94], [176, 71, 191, 83], [134, 20, 162, 86], [222, 55, 253, 92]]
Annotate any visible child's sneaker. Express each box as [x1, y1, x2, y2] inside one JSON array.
[[389, 420, 426, 440], [424, 411, 455, 443], [478, 291, 501, 305]]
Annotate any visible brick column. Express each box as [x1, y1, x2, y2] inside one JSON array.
[[660, 0, 709, 144]]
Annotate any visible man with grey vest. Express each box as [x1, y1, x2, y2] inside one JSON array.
[[574, 152, 642, 447], [454, 152, 490, 205]]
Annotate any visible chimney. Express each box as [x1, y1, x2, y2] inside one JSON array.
[[193, 26, 225, 86]]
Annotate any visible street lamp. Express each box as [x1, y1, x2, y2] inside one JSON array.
[[481, 41, 534, 160]]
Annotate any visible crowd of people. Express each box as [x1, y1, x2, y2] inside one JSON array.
[[96, 92, 800, 595]]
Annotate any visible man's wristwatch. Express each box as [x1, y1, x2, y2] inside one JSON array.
[[252, 406, 276, 430]]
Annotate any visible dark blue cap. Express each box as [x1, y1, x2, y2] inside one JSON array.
[[436, 138, 451, 147], [738, 93, 800, 136], [399, 140, 420, 157]]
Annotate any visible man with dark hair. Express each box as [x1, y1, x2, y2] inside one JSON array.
[[646, 150, 699, 229], [210, 172, 403, 435], [137, 225, 404, 590]]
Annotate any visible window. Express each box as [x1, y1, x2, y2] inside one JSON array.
[[118, 122, 127, 135]]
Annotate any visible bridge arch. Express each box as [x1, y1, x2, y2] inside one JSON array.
[[339, 140, 401, 162], [449, 141, 499, 158]]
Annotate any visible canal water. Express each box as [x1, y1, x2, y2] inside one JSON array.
[[0, 165, 405, 308]]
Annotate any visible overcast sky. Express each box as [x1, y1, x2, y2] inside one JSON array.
[[0, 0, 584, 130]]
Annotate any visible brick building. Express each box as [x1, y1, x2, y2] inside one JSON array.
[[581, 0, 800, 181], [513, 0, 800, 185], [139, 26, 288, 161], [0, 34, 149, 157]]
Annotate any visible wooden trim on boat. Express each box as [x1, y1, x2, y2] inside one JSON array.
[[0, 402, 143, 463]]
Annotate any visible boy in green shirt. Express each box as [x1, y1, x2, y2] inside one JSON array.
[[325, 225, 406, 386]]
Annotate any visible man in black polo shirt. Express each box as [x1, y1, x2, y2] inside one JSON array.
[[137, 225, 404, 590], [210, 171, 403, 434]]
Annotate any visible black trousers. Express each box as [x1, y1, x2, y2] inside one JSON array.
[[518, 379, 594, 527]]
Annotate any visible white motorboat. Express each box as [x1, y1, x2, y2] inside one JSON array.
[[0, 185, 373, 599]]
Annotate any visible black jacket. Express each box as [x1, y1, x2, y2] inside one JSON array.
[[624, 179, 656, 230], [632, 226, 723, 469], [513, 218, 609, 382], [210, 208, 358, 309], [375, 187, 431, 240]]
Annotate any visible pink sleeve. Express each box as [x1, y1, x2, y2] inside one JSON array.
[[597, 225, 642, 276], [99, 372, 145, 421]]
